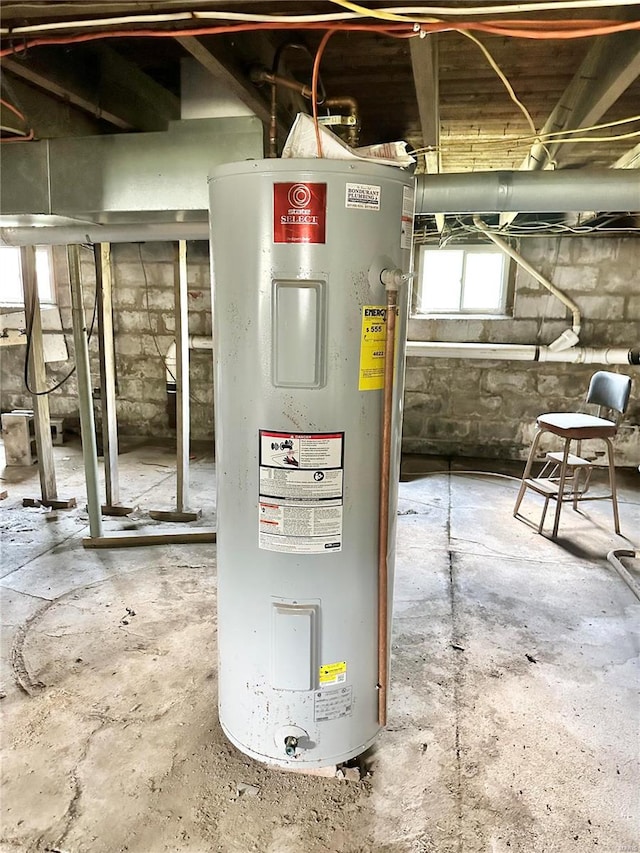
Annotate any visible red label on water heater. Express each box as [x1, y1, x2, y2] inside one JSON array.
[[273, 182, 327, 244]]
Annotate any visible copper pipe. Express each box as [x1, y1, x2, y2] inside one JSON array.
[[253, 68, 315, 101], [377, 286, 397, 726], [269, 79, 278, 158], [324, 95, 359, 146]]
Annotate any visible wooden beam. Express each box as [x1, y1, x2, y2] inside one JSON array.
[[410, 35, 445, 230], [2, 58, 132, 130], [522, 30, 640, 170], [613, 143, 640, 169], [176, 36, 273, 125], [90, 44, 180, 131], [2, 45, 179, 132], [95, 243, 123, 509], [21, 247, 57, 504], [174, 240, 197, 516], [410, 34, 440, 176], [83, 530, 216, 549], [175, 34, 302, 145]]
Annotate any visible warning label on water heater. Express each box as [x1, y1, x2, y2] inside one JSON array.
[[258, 430, 344, 554]]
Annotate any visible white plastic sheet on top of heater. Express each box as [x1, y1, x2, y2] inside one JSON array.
[[282, 113, 415, 168]]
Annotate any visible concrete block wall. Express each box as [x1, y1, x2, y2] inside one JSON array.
[[405, 235, 640, 465], [1, 235, 638, 465], [0, 242, 214, 442]]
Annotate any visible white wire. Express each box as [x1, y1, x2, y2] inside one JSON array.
[[5, 0, 640, 36], [379, 0, 640, 15]]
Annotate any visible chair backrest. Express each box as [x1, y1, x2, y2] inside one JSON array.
[[587, 370, 632, 415]]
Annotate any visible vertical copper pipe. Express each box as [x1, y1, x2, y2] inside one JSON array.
[[378, 287, 397, 726], [269, 81, 278, 157]]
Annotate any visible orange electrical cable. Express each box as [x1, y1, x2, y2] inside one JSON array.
[[312, 30, 336, 157], [1, 129, 35, 142], [0, 95, 34, 141], [471, 19, 640, 38], [0, 21, 415, 57], [2, 17, 640, 59], [0, 96, 27, 120]]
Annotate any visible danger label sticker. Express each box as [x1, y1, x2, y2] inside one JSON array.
[[274, 182, 327, 244], [319, 660, 347, 686], [258, 431, 344, 554], [345, 182, 381, 211]]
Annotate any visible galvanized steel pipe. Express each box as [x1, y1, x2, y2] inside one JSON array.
[[415, 169, 640, 214]]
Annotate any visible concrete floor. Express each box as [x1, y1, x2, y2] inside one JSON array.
[[1, 441, 638, 853]]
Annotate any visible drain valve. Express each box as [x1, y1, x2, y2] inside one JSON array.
[[284, 735, 298, 757]]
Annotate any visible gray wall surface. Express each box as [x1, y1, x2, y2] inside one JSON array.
[[406, 235, 639, 465], [1, 235, 638, 464], [0, 242, 213, 442]]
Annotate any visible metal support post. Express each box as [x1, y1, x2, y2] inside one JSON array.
[[94, 242, 132, 516], [21, 245, 76, 510], [150, 240, 201, 522], [68, 244, 103, 538]]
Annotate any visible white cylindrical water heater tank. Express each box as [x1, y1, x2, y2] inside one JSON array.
[[209, 158, 414, 768]]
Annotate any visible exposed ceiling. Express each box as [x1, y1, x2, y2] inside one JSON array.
[[1, 1, 640, 179]]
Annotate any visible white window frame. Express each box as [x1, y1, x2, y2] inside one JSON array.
[[0, 245, 56, 306], [413, 243, 511, 317]]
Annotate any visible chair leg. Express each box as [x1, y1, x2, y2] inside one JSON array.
[[514, 428, 543, 518], [551, 438, 571, 537], [604, 437, 621, 535], [539, 495, 550, 533]]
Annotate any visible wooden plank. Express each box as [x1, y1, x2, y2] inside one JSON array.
[[95, 243, 120, 507], [83, 530, 217, 549], [176, 35, 275, 128], [521, 30, 640, 170], [21, 245, 57, 503], [3, 44, 180, 133], [2, 58, 132, 130], [68, 245, 104, 539], [410, 34, 440, 176], [91, 44, 180, 132], [614, 143, 640, 169], [175, 240, 191, 513]]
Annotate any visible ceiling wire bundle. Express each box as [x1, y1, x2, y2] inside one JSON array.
[[2, 5, 640, 56], [3, 3, 638, 171], [413, 213, 640, 243]]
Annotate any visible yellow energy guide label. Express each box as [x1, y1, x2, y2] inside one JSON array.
[[319, 660, 347, 686], [359, 305, 387, 391]]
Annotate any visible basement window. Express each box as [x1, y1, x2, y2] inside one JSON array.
[[414, 244, 511, 315], [0, 246, 55, 306]]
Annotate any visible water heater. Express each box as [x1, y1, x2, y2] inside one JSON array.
[[209, 158, 414, 768]]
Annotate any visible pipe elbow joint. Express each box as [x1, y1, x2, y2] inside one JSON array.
[[380, 268, 412, 291]]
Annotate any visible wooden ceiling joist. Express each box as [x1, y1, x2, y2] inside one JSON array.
[[410, 34, 440, 176], [2, 45, 180, 133], [521, 30, 640, 171]]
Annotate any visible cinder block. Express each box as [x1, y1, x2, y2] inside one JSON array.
[[50, 417, 65, 445], [1, 412, 37, 465]]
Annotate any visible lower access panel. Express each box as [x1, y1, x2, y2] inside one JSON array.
[[271, 602, 317, 691]]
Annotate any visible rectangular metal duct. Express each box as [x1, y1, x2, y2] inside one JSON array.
[[0, 116, 264, 227]]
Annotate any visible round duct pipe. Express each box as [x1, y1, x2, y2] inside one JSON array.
[[414, 169, 640, 214]]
